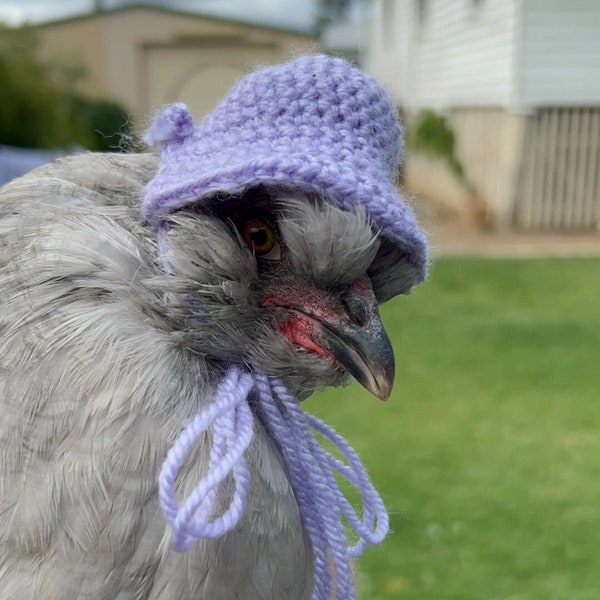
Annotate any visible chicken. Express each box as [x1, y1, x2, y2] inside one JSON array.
[[0, 55, 427, 599]]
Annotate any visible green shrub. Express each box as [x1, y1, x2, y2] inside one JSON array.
[[0, 25, 73, 148], [0, 24, 131, 151], [408, 109, 466, 184], [70, 96, 131, 151]]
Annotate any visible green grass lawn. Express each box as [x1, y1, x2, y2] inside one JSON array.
[[305, 257, 600, 600]]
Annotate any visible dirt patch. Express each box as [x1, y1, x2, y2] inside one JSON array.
[[415, 197, 600, 258]]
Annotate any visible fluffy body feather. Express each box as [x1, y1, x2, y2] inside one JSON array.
[[0, 153, 413, 599]]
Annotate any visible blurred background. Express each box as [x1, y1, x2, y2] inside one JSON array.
[[1, 1, 599, 598]]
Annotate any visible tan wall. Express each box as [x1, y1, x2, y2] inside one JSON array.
[[37, 8, 318, 123], [404, 109, 527, 228], [35, 19, 108, 97], [451, 109, 527, 226], [142, 46, 275, 119], [404, 153, 469, 215], [143, 51, 247, 117]]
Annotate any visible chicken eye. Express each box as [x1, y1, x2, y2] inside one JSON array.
[[241, 218, 281, 260]]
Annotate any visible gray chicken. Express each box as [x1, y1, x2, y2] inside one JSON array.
[[0, 55, 427, 599]]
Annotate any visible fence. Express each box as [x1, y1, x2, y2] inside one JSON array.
[[514, 107, 600, 231]]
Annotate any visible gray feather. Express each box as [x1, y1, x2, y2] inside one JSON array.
[[276, 195, 380, 286], [0, 151, 411, 598], [0, 153, 311, 600]]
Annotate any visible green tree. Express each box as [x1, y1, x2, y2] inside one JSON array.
[[70, 96, 131, 151], [0, 25, 73, 148], [0, 24, 130, 150]]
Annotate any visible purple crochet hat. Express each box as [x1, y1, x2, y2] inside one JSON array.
[[143, 54, 428, 297]]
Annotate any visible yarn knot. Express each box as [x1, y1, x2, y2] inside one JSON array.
[[158, 364, 389, 600]]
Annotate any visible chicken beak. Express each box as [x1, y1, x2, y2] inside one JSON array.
[[313, 286, 395, 401], [264, 278, 395, 399]]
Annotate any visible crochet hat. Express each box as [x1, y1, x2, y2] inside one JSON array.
[[143, 54, 428, 295]]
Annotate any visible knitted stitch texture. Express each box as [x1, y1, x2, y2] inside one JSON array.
[[143, 54, 428, 285]]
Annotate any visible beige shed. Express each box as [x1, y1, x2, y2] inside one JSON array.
[[36, 3, 318, 123]]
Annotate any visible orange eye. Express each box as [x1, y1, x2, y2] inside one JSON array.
[[241, 218, 279, 258]]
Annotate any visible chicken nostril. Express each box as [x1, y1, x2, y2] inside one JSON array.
[[341, 294, 369, 327]]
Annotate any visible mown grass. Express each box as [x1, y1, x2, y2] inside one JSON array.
[[306, 257, 600, 600]]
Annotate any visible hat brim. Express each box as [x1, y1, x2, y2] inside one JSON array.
[[143, 155, 428, 299]]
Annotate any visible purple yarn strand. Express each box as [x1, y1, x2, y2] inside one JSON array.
[[253, 373, 332, 600], [158, 366, 254, 551], [158, 364, 390, 598], [307, 413, 389, 555], [266, 378, 354, 599]]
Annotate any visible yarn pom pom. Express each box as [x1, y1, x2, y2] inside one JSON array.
[[144, 103, 195, 150]]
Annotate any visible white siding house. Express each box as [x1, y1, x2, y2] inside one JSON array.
[[368, 0, 518, 109], [365, 0, 600, 230]]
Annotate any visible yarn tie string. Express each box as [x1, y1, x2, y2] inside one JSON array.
[[158, 363, 389, 600], [158, 366, 254, 551]]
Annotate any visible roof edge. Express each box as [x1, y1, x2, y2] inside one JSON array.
[[32, 2, 317, 38]]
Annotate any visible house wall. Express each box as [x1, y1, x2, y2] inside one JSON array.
[[517, 0, 600, 107], [365, 0, 524, 226], [404, 109, 527, 226], [364, 1, 411, 104], [365, 0, 519, 110], [450, 108, 527, 224], [34, 18, 108, 98], [141, 47, 248, 118]]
